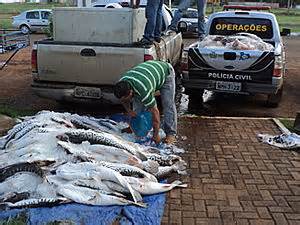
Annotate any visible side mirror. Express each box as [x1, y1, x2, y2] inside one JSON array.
[[280, 28, 291, 36], [177, 21, 188, 33]]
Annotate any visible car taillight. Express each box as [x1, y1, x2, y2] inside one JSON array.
[[181, 50, 188, 71], [144, 54, 154, 62], [273, 55, 283, 77], [31, 49, 37, 72]]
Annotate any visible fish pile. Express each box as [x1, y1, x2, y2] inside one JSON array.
[[0, 111, 187, 209], [198, 33, 274, 51], [258, 132, 300, 149]]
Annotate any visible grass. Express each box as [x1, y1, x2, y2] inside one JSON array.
[[279, 118, 297, 133], [0, 3, 68, 14], [0, 105, 35, 118], [1, 3, 300, 32]]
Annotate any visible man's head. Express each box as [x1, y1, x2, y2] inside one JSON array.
[[114, 81, 133, 102]]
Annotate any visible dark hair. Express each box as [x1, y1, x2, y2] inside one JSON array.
[[114, 81, 131, 99]]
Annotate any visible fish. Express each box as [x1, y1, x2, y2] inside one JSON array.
[[155, 160, 187, 180], [146, 153, 182, 166], [60, 130, 147, 160], [0, 162, 44, 182], [124, 178, 187, 195], [0, 120, 40, 149], [70, 115, 119, 133], [95, 161, 158, 182], [0, 172, 44, 197], [57, 183, 145, 207], [55, 162, 142, 203], [3, 197, 69, 209], [57, 141, 143, 166], [0, 192, 30, 203]]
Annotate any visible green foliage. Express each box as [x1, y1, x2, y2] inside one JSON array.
[[43, 14, 53, 38], [279, 118, 296, 133], [0, 105, 35, 118]]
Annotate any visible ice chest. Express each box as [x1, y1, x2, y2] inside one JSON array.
[[53, 7, 146, 44]]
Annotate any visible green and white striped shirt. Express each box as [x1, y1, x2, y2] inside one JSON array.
[[120, 60, 170, 108]]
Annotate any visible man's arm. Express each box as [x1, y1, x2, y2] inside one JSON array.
[[121, 99, 136, 117], [148, 106, 161, 143]]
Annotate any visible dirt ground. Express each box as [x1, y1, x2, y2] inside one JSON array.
[[0, 35, 299, 118]]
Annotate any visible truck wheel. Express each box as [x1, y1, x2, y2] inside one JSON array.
[[185, 88, 204, 103], [266, 86, 283, 108]]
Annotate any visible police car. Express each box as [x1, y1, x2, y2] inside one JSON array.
[[180, 5, 290, 107]]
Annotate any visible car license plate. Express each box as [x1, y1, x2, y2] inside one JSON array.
[[74, 87, 101, 99], [216, 81, 241, 92]]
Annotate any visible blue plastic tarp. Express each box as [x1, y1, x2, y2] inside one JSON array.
[[0, 193, 166, 225]]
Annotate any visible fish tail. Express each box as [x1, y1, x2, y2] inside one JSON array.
[[113, 171, 142, 203], [170, 180, 187, 188]]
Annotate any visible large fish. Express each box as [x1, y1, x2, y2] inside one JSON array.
[[57, 141, 142, 165], [155, 160, 187, 180], [57, 141, 159, 174], [95, 161, 157, 182], [2, 197, 69, 209], [57, 184, 145, 207], [124, 178, 187, 195], [59, 129, 147, 160], [55, 162, 142, 203]]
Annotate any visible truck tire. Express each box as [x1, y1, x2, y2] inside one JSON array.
[[266, 86, 283, 108], [185, 88, 204, 104]]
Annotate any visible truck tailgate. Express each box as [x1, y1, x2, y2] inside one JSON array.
[[188, 48, 275, 83], [37, 43, 145, 85]]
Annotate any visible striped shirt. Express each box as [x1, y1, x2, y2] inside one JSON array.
[[120, 60, 171, 108]]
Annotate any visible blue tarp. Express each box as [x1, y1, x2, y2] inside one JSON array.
[[0, 193, 166, 225]]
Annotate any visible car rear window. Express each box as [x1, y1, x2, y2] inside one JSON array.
[[210, 17, 273, 39]]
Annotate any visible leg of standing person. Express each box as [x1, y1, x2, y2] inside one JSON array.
[[160, 64, 177, 138], [141, 0, 160, 45], [196, 0, 207, 40], [168, 0, 191, 31], [153, 0, 164, 42]]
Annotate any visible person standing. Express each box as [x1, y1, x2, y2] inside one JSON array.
[[169, 0, 207, 40], [114, 60, 177, 144], [139, 0, 164, 45]]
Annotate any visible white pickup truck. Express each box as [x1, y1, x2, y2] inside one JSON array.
[[180, 6, 290, 107], [31, 4, 183, 104]]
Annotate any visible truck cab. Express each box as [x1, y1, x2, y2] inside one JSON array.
[[181, 6, 290, 107]]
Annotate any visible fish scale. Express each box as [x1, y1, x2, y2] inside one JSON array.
[[4, 197, 68, 209], [64, 130, 147, 160], [4, 123, 43, 149], [0, 162, 44, 182]]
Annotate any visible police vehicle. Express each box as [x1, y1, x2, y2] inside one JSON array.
[[180, 5, 290, 107]]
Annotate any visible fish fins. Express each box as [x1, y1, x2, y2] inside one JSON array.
[[172, 160, 187, 175], [141, 160, 159, 174]]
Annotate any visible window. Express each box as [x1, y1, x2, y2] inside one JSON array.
[[41, 11, 51, 20], [210, 17, 273, 39], [26, 11, 40, 19], [183, 9, 198, 18]]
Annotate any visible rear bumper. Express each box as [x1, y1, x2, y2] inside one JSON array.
[[31, 81, 120, 104], [182, 72, 283, 95]]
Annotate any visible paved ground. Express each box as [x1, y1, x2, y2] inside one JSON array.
[[162, 117, 300, 225]]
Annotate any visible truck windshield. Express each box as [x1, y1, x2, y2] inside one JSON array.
[[210, 17, 273, 39]]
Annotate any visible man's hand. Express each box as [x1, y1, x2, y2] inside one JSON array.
[[127, 110, 137, 118], [152, 133, 161, 144]]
